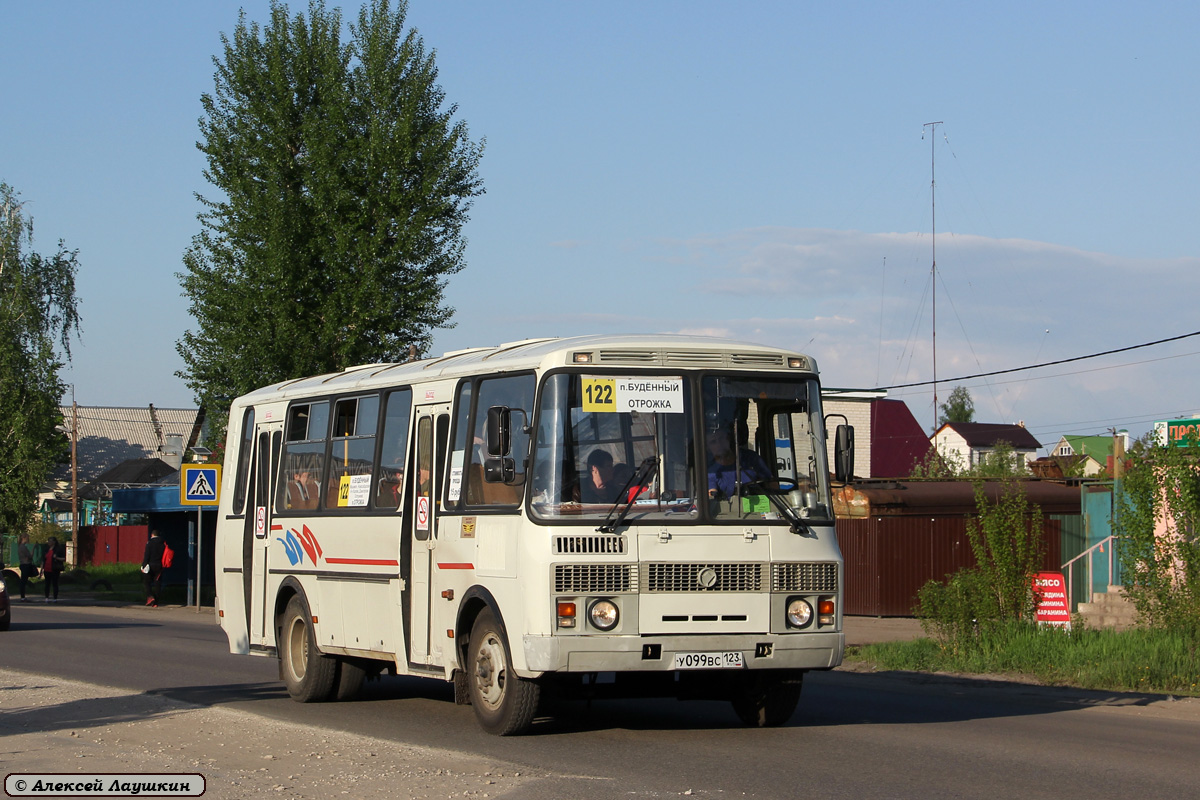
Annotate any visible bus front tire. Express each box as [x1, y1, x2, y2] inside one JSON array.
[[730, 673, 803, 727], [467, 609, 539, 735], [280, 596, 337, 703]]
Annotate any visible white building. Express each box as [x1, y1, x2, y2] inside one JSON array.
[[931, 422, 1041, 472]]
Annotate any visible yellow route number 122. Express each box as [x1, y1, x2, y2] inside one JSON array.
[[582, 378, 617, 413]]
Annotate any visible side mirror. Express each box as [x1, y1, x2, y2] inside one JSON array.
[[486, 406, 511, 458], [485, 457, 516, 484], [834, 424, 855, 484]]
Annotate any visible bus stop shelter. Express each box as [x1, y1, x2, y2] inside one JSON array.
[[110, 485, 217, 605]]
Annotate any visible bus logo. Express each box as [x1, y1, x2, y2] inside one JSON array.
[[278, 525, 323, 566]]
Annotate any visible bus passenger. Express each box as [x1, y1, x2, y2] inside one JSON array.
[[287, 469, 319, 510]]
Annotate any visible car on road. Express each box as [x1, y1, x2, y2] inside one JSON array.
[[0, 576, 11, 630]]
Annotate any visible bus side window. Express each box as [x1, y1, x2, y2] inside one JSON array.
[[375, 388, 412, 509], [462, 374, 534, 507], [231, 407, 254, 515], [327, 394, 379, 510], [277, 401, 329, 512]]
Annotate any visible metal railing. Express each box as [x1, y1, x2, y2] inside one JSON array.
[[1061, 535, 1119, 611]]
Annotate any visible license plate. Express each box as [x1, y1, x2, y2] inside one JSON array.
[[672, 651, 745, 670]]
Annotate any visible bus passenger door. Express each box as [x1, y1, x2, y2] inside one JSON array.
[[247, 424, 282, 647], [407, 404, 450, 666]]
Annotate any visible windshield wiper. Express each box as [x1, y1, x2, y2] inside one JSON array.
[[597, 456, 659, 533], [739, 480, 813, 537]]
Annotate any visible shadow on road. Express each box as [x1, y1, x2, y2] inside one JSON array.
[[501, 668, 1187, 736], [149, 681, 288, 707], [2, 619, 157, 633], [0, 686, 191, 737]]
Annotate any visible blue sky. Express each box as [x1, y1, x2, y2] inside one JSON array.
[[2, 1, 1198, 447]]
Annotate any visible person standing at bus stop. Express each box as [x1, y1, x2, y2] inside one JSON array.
[[141, 529, 166, 607]]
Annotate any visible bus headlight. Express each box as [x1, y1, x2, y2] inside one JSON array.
[[786, 598, 813, 628], [589, 599, 619, 631]]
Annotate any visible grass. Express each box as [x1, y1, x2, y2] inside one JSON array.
[[846, 621, 1200, 697]]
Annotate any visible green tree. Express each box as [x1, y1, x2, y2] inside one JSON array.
[[177, 0, 484, 443], [908, 441, 1028, 480], [939, 385, 975, 425], [966, 440, 1030, 479], [908, 447, 962, 479], [1113, 438, 1200, 637], [0, 183, 80, 536]]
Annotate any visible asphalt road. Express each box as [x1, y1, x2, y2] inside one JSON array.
[[3, 602, 1199, 799]]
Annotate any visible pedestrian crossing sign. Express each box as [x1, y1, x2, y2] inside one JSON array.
[[180, 464, 222, 506]]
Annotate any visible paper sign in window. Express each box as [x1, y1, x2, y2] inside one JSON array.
[[582, 377, 683, 413], [338, 474, 372, 507]]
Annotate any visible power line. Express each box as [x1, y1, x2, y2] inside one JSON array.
[[856, 329, 1200, 393]]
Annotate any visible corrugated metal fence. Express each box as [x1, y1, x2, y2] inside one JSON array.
[[78, 525, 150, 565], [836, 516, 1064, 616]]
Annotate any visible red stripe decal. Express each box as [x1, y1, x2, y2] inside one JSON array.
[[270, 525, 283, 532], [324, 558, 400, 566], [437, 562, 474, 570]]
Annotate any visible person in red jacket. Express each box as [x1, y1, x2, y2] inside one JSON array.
[[42, 536, 66, 602], [141, 529, 166, 607]]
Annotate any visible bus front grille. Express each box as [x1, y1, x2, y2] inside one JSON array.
[[771, 562, 839, 593], [644, 563, 764, 592], [554, 564, 637, 593], [555, 535, 627, 555]]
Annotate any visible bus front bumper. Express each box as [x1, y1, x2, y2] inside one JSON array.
[[520, 631, 844, 676]]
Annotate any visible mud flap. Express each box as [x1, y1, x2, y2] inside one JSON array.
[[453, 669, 472, 705]]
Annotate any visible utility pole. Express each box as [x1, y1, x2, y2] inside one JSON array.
[[54, 394, 80, 566], [69, 399, 78, 566], [1111, 428, 1126, 480], [924, 121, 942, 433]]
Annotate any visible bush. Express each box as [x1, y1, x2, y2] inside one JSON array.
[[917, 480, 1044, 649], [917, 570, 999, 648]]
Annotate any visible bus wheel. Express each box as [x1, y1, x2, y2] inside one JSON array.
[[730, 673, 803, 727], [333, 658, 367, 701], [467, 609, 540, 735], [279, 596, 336, 702]]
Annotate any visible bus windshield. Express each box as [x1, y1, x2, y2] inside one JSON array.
[[529, 372, 832, 525]]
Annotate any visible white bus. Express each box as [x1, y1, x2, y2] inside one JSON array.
[[214, 334, 853, 735]]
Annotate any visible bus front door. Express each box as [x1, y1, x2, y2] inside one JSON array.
[[406, 405, 450, 667]]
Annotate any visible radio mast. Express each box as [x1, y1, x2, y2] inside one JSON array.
[[924, 120, 942, 433]]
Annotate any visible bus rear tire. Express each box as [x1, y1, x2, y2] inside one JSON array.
[[467, 609, 539, 735], [333, 658, 367, 701], [280, 595, 337, 703], [730, 672, 803, 727]]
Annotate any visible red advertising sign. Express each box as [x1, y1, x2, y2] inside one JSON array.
[[1032, 571, 1072, 629]]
